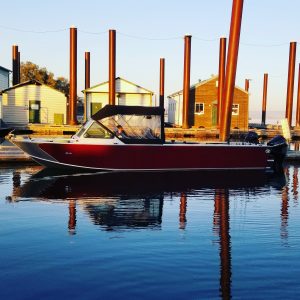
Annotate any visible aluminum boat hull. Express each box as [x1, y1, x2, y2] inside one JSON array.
[[12, 139, 280, 172]]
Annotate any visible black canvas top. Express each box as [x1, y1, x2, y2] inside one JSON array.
[[91, 105, 164, 121]]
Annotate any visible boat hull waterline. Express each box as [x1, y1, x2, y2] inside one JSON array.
[[13, 139, 280, 171]]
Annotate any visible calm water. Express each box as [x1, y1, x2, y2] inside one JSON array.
[[0, 165, 299, 300]]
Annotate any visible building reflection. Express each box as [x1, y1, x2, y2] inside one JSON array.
[[214, 189, 231, 300], [84, 197, 163, 231]]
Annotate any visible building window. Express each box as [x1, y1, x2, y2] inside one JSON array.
[[232, 104, 239, 115], [195, 103, 204, 115]]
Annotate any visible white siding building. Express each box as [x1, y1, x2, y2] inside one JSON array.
[[83, 77, 154, 119], [0, 66, 11, 125], [1, 80, 67, 127]]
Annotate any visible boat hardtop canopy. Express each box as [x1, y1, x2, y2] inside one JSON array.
[[91, 105, 164, 121]]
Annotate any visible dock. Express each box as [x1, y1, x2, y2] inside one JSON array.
[[0, 145, 32, 162]]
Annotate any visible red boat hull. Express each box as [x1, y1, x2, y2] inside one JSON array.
[[20, 143, 271, 171]]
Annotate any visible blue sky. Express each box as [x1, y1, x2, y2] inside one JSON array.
[[1, 0, 300, 118]]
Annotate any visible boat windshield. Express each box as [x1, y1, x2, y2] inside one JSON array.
[[101, 114, 161, 140]]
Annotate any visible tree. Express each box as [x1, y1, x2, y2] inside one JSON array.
[[55, 76, 69, 96], [20, 61, 69, 95]]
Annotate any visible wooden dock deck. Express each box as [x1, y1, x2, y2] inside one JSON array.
[[0, 146, 32, 162]]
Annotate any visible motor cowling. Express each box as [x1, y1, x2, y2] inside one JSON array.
[[244, 131, 259, 144], [267, 135, 288, 172], [267, 135, 286, 146]]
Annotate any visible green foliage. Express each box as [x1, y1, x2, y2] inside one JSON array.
[[20, 61, 69, 95]]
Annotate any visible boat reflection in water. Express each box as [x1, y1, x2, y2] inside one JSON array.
[[10, 167, 289, 299]]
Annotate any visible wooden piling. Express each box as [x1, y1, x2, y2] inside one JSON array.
[[218, 38, 227, 126], [109, 29, 116, 105], [245, 79, 249, 92], [84, 51, 90, 122], [85, 51, 90, 90], [285, 41, 297, 127], [182, 35, 192, 129], [159, 58, 165, 142], [262, 73, 268, 126], [69, 26, 78, 125], [219, 0, 244, 141], [12, 45, 19, 86], [296, 64, 300, 127]]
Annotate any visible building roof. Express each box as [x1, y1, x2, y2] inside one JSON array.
[[1, 79, 65, 95], [168, 75, 248, 98], [0, 66, 12, 73], [83, 77, 154, 94], [1, 79, 42, 93]]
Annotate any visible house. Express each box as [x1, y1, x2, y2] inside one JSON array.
[[0, 66, 11, 125], [1, 80, 67, 127], [168, 76, 249, 130], [83, 77, 154, 119]]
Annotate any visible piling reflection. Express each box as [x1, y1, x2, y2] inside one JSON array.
[[179, 193, 187, 230], [68, 200, 76, 235], [281, 167, 290, 241], [292, 167, 298, 204], [214, 189, 231, 300]]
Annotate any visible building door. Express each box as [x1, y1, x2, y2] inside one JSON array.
[[29, 100, 41, 123], [212, 103, 218, 126], [90, 102, 102, 116]]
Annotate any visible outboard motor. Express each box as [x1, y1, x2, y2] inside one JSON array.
[[244, 131, 259, 144], [267, 135, 287, 147], [267, 135, 288, 171]]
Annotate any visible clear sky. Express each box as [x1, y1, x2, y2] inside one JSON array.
[[1, 0, 300, 119]]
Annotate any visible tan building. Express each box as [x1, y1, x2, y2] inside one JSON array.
[[168, 76, 249, 131], [83, 77, 154, 119], [1, 80, 67, 127]]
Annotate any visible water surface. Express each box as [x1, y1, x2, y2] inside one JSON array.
[[0, 165, 299, 299]]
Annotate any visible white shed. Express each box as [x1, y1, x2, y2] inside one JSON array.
[[83, 77, 154, 119], [0, 66, 11, 124], [1, 80, 67, 127]]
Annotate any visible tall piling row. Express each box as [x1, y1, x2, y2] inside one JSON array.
[[182, 35, 192, 129], [109, 29, 116, 105], [219, 0, 244, 141], [285, 41, 297, 126]]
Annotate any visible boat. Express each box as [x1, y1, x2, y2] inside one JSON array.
[[11, 105, 288, 172]]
